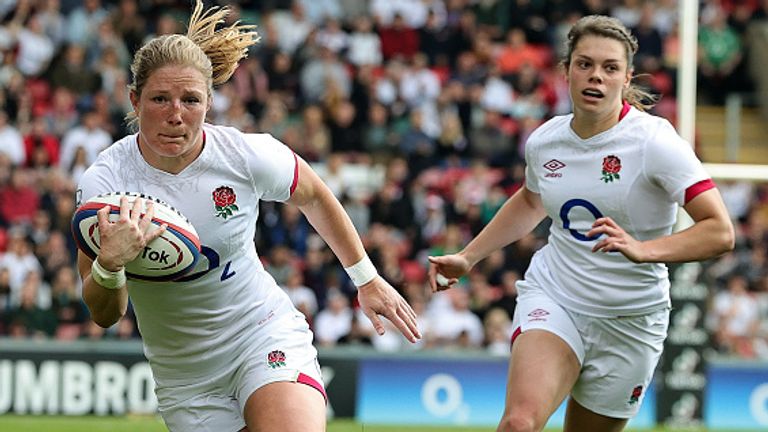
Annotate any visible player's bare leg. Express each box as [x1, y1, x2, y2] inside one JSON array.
[[497, 329, 581, 432], [242, 381, 326, 432], [563, 397, 628, 432]]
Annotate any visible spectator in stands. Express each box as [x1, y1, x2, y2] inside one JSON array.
[[295, 105, 330, 162], [37, 229, 72, 282], [400, 53, 441, 109], [50, 266, 87, 340], [301, 245, 334, 308], [1, 227, 42, 305], [86, 19, 130, 70], [94, 46, 128, 99], [379, 13, 420, 61], [467, 271, 498, 321], [142, 12, 181, 46], [429, 15, 734, 432], [109, 0, 147, 56], [0, 110, 26, 165], [42, 87, 78, 138], [497, 27, 548, 77], [713, 274, 760, 357], [0, 167, 40, 226], [64, 147, 84, 185], [28, 208, 51, 246], [299, 46, 351, 104], [631, 3, 664, 69], [490, 269, 520, 320], [0, 267, 11, 315], [23, 115, 60, 168], [327, 99, 362, 154], [435, 108, 469, 161], [270, 0, 315, 55], [347, 15, 382, 67], [231, 56, 269, 118], [698, 7, 744, 104], [64, 0, 108, 46], [58, 109, 112, 172], [36, 0, 66, 51], [316, 16, 348, 55], [8, 271, 56, 338], [299, 0, 342, 25], [314, 288, 353, 346], [48, 44, 102, 99], [429, 286, 484, 348], [14, 13, 55, 78], [468, 109, 513, 162], [265, 244, 298, 287], [484, 307, 514, 355], [257, 94, 293, 140], [281, 268, 319, 322]]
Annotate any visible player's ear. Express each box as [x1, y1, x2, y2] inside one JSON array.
[[625, 68, 632, 89], [129, 91, 139, 112]]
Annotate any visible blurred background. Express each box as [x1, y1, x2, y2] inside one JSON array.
[[0, 0, 767, 430]]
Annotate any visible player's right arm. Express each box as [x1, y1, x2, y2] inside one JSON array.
[[78, 197, 165, 328], [78, 250, 128, 327], [428, 186, 547, 291]]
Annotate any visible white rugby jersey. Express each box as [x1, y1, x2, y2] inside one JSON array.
[[77, 124, 301, 385], [520, 107, 710, 317]]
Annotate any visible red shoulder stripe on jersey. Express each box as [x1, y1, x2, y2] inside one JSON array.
[[619, 100, 631, 121], [510, 326, 522, 347], [685, 179, 716, 204], [290, 151, 299, 196], [297, 372, 327, 403]]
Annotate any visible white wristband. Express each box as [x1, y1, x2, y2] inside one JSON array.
[[344, 255, 378, 287], [91, 259, 127, 290]]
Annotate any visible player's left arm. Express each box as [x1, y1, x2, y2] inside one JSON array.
[[589, 187, 734, 263], [287, 157, 420, 342]]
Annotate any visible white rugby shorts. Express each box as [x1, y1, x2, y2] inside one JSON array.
[[512, 285, 669, 419], [155, 308, 325, 432]]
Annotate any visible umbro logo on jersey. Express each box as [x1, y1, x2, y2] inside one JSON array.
[[528, 308, 550, 322], [543, 159, 565, 178]]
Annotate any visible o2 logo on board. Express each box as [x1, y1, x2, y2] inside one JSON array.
[[420, 374, 470, 423]]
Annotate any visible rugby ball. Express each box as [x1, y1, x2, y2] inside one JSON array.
[[71, 192, 201, 282]]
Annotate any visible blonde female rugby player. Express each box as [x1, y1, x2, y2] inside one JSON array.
[[429, 15, 733, 432], [74, 2, 419, 431]]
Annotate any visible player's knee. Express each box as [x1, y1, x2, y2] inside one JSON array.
[[497, 412, 543, 432]]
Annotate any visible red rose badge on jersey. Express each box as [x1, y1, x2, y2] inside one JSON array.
[[601, 155, 622, 183], [213, 186, 239, 219], [267, 350, 286, 369], [628, 385, 643, 405]]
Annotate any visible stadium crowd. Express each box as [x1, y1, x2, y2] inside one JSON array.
[[0, 0, 767, 358]]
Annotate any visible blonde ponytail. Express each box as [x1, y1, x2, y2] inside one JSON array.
[[186, 0, 260, 86]]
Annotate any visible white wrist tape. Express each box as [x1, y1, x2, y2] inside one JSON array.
[[344, 255, 378, 287], [91, 259, 126, 290]]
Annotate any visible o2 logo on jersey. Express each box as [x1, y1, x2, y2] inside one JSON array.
[[559, 199, 604, 241]]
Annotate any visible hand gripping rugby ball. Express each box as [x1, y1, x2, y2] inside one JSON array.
[[71, 192, 201, 281]]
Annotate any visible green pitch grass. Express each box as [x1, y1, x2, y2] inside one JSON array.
[[0, 415, 748, 431]]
